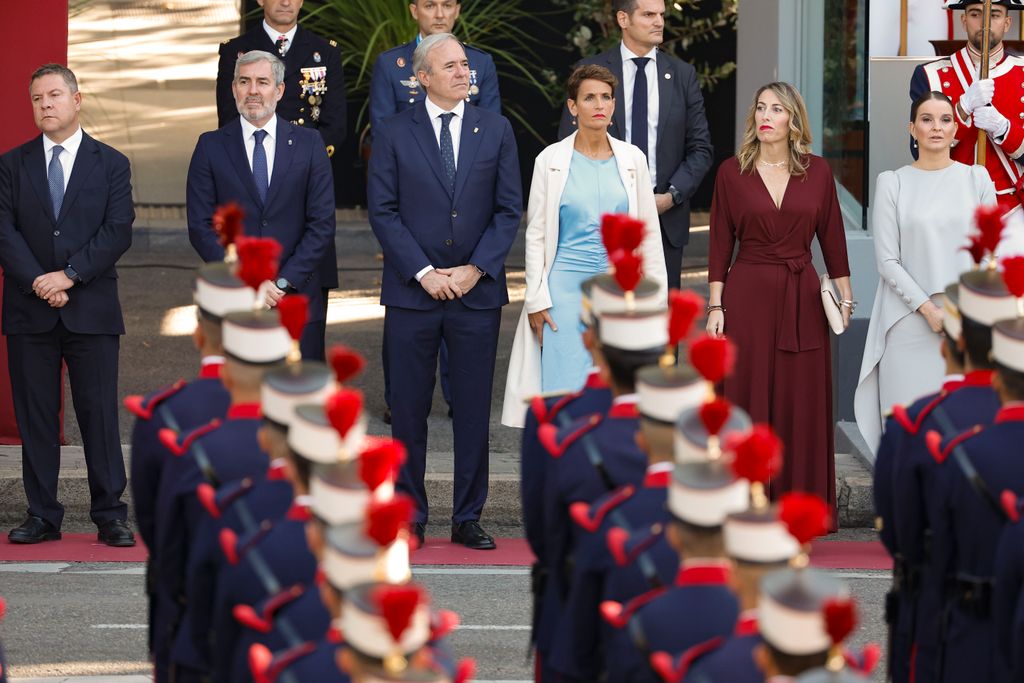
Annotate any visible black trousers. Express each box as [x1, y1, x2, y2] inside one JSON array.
[[7, 321, 127, 528], [298, 290, 330, 361], [662, 230, 685, 292]]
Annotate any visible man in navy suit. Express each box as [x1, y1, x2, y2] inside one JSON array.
[[368, 33, 522, 550], [187, 50, 337, 360], [0, 64, 135, 547], [557, 0, 713, 290]]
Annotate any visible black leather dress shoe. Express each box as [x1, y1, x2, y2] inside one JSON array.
[[9, 516, 61, 544], [412, 522, 426, 548], [451, 520, 496, 550], [97, 520, 136, 547]]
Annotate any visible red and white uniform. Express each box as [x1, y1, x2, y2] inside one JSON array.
[[916, 45, 1024, 216]]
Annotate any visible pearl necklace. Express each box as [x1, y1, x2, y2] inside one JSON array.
[[758, 158, 788, 168]]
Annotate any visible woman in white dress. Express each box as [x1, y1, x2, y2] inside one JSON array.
[[855, 91, 997, 451]]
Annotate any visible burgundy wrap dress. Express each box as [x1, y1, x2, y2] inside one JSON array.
[[708, 155, 851, 517]]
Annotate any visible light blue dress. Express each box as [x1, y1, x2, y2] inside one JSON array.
[[541, 150, 628, 393]]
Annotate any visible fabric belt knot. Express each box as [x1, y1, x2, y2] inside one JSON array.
[[736, 249, 823, 353]]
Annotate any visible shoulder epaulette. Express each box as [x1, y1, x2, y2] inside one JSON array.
[[607, 522, 664, 568], [233, 583, 306, 633], [891, 390, 952, 436], [249, 641, 317, 683], [197, 476, 256, 519], [124, 380, 187, 420], [926, 424, 985, 463], [158, 418, 222, 457], [569, 484, 636, 532], [430, 609, 460, 641], [600, 586, 668, 629], [530, 390, 577, 424], [1002, 490, 1022, 523], [650, 636, 726, 683], [539, 413, 602, 458], [329, 39, 338, 48]]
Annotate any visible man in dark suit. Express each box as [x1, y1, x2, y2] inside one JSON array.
[[188, 50, 337, 360], [0, 64, 135, 547], [557, 0, 713, 290], [368, 33, 522, 550], [216, 0, 346, 159]]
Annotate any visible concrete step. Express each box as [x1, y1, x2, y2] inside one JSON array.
[[0, 444, 876, 533]]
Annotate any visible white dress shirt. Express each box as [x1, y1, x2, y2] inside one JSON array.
[[42, 126, 83, 193], [263, 20, 297, 54], [415, 97, 466, 282], [240, 115, 278, 181], [620, 42, 659, 186]]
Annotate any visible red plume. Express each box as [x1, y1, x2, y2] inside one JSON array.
[[325, 388, 364, 439], [961, 234, 986, 266], [328, 345, 366, 384], [688, 335, 737, 383], [455, 658, 477, 683], [235, 236, 282, 291], [213, 202, 245, 250], [698, 398, 732, 437], [668, 289, 704, 346], [359, 437, 407, 491], [975, 204, 1006, 255], [248, 643, 273, 683], [372, 583, 424, 642], [277, 295, 309, 342], [611, 249, 643, 293], [1001, 255, 1024, 298], [366, 493, 415, 546], [823, 597, 858, 645], [431, 609, 461, 640], [601, 214, 631, 254], [779, 492, 831, 545], [617, 216, 645, 251], [730, 424, 784, 485]]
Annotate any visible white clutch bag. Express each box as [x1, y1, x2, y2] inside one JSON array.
[[820, 274, 845, 335]]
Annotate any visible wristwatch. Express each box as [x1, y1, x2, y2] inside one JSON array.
[[668, 185, 684, 206], [63, 265, 81, 284], [275, 277, 295, 293]]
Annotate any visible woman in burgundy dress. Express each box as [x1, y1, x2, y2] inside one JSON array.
[[706, 82, 853, 519]]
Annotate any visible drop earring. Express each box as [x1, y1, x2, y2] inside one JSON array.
[[912, 138, 918, 148]]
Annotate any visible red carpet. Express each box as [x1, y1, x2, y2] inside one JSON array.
[[0, 535, 892, 570]]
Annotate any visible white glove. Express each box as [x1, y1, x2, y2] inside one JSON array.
[[974, 105, 1010, 140], [961, 77, 995, 114]]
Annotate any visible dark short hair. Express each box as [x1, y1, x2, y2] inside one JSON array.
[[997, 362, 1024, 401], [764, 641, 829, 676], [566, 64, 618, 101], [911, 90, 954, 122], [942, 330, 966, 368], [962, 317, 998, 370], [613, 0, 639, 16], [30, 64, 78, 94], [601, 345, 663, 393]]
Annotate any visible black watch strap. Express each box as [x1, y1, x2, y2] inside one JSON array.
[[668, 185, 684, 206], [64, 265, 80, 283]]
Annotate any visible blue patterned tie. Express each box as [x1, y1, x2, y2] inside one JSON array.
[[48, 145, 65, 218], [252, 129, 269, 203], [631, 57, 650, 158], [439, 112, 456, 192]]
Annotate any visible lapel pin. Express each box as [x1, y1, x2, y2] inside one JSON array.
[[664, 73, 671, 79]]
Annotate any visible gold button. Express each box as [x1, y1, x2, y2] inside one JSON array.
[[298, 118, 305, 125]]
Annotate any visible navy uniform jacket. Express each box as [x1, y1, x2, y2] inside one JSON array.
[[369, 39, 501, 132], [127, 362, 229, 552], [151, 407, 267, 672], [186, 116, 337, 324], [551, 468, 675, 680], [216, 24, 346, 153], [931, 405, 1024, 683], [684, 612, 761, 683], [209, 519, 319, 681], [522, 371, 612, 560], [995, 511, 1024, 680], [229, 587, 332, 683], [536, 398, 647, 670], [0, 132, 133, 336], [606, 563, 739, 683], [889, 373, 1000, 683]]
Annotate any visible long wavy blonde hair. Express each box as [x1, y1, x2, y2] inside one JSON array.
[[736, 82, 813, 177]]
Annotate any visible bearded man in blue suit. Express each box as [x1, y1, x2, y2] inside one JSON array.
[[187, 50, 337, 360], [368, 33, 522, 550]]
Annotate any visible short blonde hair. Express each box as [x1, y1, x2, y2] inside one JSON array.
[[736, 82, 813, 177]]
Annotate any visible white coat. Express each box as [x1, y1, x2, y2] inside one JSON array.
[[500, 132, 667, 428]]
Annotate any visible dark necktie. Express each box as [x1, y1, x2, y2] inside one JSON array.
[[276, 35, 288, 57], [631, 57, 650, 158], [439, 112, 456, 191], [252, 129, 269, 203], [48, 145, 65, 218]]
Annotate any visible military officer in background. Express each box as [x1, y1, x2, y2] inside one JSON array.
[[216, 0, 346, 158]]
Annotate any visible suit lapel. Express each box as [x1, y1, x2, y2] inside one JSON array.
[[656, 51, 674, 148], [411, 104, 452, 197], [24, 136, 56, 225], [222, 119, 264, 207], [285, 26, 311, 76], [57, 133, 99, 225], [264, 117, 295, 208], [453, 106, 482, 202], [605, 50, 626, 141]]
